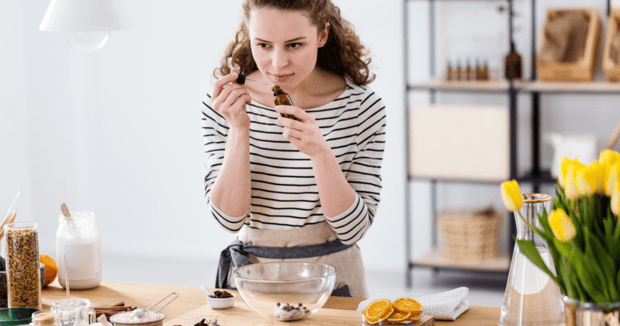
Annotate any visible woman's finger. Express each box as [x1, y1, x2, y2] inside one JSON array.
[[212, 71, 240, 99]]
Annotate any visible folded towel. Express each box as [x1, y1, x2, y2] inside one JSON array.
[[357, 287, 470, 321]]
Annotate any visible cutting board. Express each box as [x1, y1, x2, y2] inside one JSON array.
[[164, 301, 434, 326]]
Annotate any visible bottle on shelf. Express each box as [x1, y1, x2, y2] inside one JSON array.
[[504, 41, 522, 80], [446, 60, 453, 81], [465, 58, 472, 81], [483, 59, 490, 80], [475, 59, 483, 81], [455, 60, 462, 81]]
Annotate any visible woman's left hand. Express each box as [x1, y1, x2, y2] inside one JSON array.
[[275, 105, 330, 157]]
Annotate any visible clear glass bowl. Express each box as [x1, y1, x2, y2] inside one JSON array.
[[234, 262, 336, 321]]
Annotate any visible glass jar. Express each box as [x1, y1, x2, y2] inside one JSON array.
[[4, 222, 42, 309], [56, 212, 102, 290], [31, 311, 55, 326]]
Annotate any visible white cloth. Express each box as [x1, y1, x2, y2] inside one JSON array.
[[357, 287, 470, 321]]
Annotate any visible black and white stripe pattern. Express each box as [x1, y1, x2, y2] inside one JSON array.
[[202, 80, 386, 245]]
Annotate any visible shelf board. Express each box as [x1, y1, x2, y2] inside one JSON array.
[[523, 80, 620, 94], [409, 79, 514, 92], [409, 79, 620, 94], [411, 249, 510, 273]]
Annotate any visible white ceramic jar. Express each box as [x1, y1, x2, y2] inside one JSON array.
[[56, 212, 102, 290]]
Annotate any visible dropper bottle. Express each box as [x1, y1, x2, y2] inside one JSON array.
[[235, 73, 272, 86], [272, 85, 297, 120]]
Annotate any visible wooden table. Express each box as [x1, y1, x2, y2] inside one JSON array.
[[41, 281, 500, 326]]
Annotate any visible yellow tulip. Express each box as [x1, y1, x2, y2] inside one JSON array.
[[501, 180, 523, 212], [612, 184, 620, 216], [549, 209, 576, 242], [606, 164, 620, 197], [564, 163, 581, 200], [576, 162, 605, 196], [559, 157, 571, 188], [599, 149, 620, 166]]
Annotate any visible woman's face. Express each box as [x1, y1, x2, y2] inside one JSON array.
[[248, 8, 327, 90]]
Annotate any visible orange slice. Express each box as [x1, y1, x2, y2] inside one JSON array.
[[393, 297, 423, 315], [364, 299, 392, 322], [408, 314, 422, 322], [380, 304, 394, 319], [387, 311, 412, 323]]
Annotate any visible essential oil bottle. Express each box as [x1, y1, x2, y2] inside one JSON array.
[[272, 85, 297, 120]]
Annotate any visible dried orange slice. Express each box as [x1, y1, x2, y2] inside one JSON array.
[[408, 314, 422, 322], [387, 311, 412, 323], [363, 299, 391, 322], [393, 297, 423, 315], [380, 304, 394, 319]]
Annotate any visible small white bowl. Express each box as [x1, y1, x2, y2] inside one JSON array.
[[206, 293, 236, 309]]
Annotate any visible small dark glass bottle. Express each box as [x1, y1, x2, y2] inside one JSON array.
[[475, 59, 483, 81], [272, 85, 297, 120], [446, 61, 453, 81], [465, 59, 472, 80], [504, 41, 522, 80], [455, 60, 462, 81]]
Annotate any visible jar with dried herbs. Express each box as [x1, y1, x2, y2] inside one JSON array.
[[4, 222, 42, 309]]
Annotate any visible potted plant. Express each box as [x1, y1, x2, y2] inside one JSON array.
[[501, 149, 620, 326]]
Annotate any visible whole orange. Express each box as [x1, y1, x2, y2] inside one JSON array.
[[40, 254, 58, 287]]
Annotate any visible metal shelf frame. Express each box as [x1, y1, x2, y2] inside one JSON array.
[[404, 0, 615, 287]]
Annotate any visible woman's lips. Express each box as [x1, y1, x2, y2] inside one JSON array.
[[271, 73, 293, 82]]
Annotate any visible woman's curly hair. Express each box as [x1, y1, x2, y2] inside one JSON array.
[[214, 0, 375, 86]]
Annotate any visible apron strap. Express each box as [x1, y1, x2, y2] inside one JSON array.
[[215, 237, 356, 289]]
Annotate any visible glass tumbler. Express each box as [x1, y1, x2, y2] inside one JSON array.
[[4, 222, 42, 309], [52, 298, 96, 326]]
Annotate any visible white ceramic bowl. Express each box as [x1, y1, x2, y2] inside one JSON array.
[[235, 262, 336, 321], [206, 293, 236, 309]]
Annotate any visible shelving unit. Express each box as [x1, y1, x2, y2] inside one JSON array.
[[403, 0, 616, 287]]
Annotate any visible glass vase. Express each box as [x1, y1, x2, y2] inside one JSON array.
[[499, 193, 565, 326], [564, 296, 620, 326]]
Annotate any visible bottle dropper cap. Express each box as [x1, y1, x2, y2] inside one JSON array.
[[235, 73, 272, 86]]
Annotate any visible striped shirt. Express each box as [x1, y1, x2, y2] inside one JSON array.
[[202, 80, 386, 245]]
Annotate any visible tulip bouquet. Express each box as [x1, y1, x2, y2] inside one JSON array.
[[501, 149, 620, 307]]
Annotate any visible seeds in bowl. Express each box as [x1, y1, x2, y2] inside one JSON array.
[[274, 302, 309, 320]]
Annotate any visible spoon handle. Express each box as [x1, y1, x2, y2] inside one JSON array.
[[146, 292, 179, 313], [200, 285, 211, 296]]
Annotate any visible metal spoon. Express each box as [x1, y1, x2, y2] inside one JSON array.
[[131, 292, 179, 319], [200, 285, 213, 297]]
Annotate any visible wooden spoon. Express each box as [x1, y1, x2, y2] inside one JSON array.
[[0, 210, 17, 240], [61, 203, 72, 222]]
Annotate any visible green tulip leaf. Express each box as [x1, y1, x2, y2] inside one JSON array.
[[516, 239, 560, 287], [584, 228, 616, 301]]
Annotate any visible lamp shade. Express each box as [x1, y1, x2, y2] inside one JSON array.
[[39, 0, 133, 31]]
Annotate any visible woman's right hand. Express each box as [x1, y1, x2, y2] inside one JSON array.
[[211, 68, 252, 130]]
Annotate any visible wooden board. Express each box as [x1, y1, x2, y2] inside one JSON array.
[[412, 249, 510, 273], [164, 301, 434, 326]]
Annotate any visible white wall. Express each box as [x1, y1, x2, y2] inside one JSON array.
[[1, 0, 618, 286]]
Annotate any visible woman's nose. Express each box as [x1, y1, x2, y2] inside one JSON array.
[[272, 48, 289, 69]]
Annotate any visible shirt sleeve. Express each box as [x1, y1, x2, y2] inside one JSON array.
[[202, 94, 249, 233], [324, 89, 386, 245]]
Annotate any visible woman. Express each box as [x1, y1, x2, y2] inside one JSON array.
[[202, 0, 385, 298]]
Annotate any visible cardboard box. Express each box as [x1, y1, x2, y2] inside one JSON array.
[[603, 8, 620, 82], [408, 105, 510, 182], [537, 8, 601, 82]]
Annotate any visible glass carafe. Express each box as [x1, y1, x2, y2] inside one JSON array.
[[499, 193, 565, 326]]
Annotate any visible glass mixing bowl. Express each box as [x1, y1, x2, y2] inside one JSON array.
[[234, 262, 336, 321]]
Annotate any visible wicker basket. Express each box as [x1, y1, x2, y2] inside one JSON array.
[[437, 207, 502, 261]]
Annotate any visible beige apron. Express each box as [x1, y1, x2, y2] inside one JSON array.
[[227, 222, 369, 298]]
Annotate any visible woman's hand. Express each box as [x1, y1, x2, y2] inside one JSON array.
[[275, 105, 330, 158], [211, 68, 252, 130]]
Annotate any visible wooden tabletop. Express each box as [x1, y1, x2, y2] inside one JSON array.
[[41, 281, 500, 325]]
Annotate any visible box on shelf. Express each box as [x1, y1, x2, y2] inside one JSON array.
[[437, 207, 502, 261], [537, 8, 601, 82], [603, 8, 620, 82], [408, 105, 509, 182]]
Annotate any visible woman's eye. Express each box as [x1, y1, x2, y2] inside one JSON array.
[[287, 43, 302, 49], [257, 43, 271, 49]]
